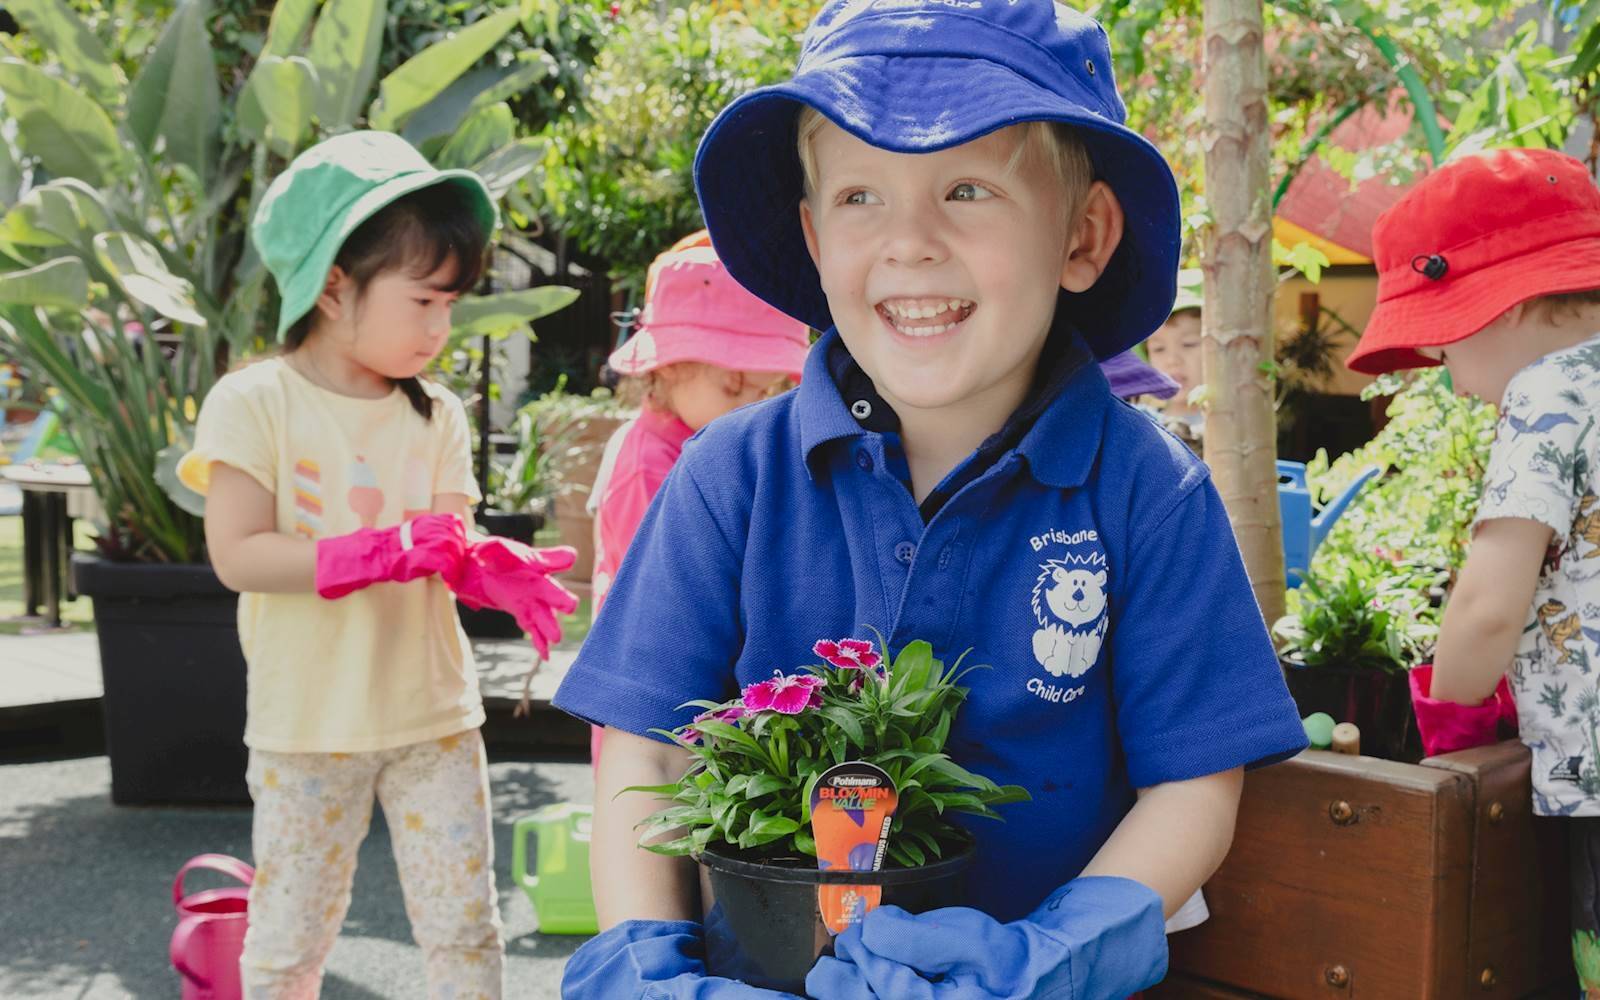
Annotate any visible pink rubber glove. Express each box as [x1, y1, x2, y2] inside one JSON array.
[[315, 514, 467, 600], [451, 538, 579, 657], [1410, 663, 1518, 758]]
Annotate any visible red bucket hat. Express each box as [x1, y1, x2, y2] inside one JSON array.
[[1346, 148, 1600, 375]]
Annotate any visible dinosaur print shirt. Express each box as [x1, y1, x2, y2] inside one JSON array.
[[1476, 331, 1600, 814]]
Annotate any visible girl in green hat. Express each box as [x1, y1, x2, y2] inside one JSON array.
[[178, 132, 577, 998]]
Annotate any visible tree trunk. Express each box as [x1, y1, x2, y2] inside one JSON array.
[[1201, 0, 1285, 626]]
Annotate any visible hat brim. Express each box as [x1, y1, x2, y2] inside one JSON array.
[[1100, 350, 1179, 399], [694, 55, 1180, 361], [276, 169, 498, 338], [1347, 236, 1600, 375], [609, 325, 810, 380]]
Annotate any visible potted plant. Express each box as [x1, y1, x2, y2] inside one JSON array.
[[626, 636, 1028, 994], [521, 381, 631, 585], [0, 0, 563, 803], [1273, 553, 1443, 761]]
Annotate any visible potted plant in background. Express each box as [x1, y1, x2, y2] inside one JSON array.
[[627, 636, 1028, 994], [0, 0, 567, 803]]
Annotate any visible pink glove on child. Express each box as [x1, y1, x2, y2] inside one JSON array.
[[1409, 663, 1518, 758], [451, 538, 580, 658], [315, 514, 467, 600]]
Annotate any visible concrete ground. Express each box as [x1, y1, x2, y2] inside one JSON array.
[[0, 754, 596, 999]]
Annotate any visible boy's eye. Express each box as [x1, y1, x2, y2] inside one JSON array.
[[949, 182, 994, 202], [841, 190, 880, 206]]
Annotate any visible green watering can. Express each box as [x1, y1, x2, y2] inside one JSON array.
[[513, 803, 599, 935]]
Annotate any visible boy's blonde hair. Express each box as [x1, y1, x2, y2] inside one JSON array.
[[796, 108, 1095, 227]]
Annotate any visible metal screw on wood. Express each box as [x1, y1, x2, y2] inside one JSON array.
[[1487, 801, 1504, 824], [1329, 800, 1356, 825], [1325, 965, 1350, 988], [1480, 966, 1498, 989]]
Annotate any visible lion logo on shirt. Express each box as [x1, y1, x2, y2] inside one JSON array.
[[1031, 552, 1109, 678]]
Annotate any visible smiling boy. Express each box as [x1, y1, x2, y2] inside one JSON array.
[[555, 1, 1306, 997]]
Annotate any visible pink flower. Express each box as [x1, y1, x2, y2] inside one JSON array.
[[742, 671, 825, 715], [680, 704, 747, 745], [814, 638, 882, 671]]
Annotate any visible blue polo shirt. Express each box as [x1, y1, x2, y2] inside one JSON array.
[[555, 327, 1307, 923]]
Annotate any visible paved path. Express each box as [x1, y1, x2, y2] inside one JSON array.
[[0, 755, 595, 999]]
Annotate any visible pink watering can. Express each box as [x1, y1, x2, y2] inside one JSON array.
[[170, 854, 254, 1000]]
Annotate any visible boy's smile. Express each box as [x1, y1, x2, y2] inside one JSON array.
[[798, 121, 1122, 435]]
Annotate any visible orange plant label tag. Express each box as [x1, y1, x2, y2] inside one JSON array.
[[811, 761, 897, 935]]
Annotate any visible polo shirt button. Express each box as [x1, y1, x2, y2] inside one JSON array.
[[851, 399, 873, 420], [855, 449, 874, 472], [894, 541, 916, 564]]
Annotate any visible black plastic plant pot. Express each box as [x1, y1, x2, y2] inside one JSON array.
[[73, 555, 249, 805], [696, 841, 974, 993], [456, 509, 543, 639], [1282, 657, 1419, 762]]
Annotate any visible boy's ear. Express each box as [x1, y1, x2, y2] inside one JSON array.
[[314, 265, 353, 322], [799, 199, 823, 270], [1060, 181, 1125, 293]]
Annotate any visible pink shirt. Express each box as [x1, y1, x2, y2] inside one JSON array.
[[591, 405, 695, 614]]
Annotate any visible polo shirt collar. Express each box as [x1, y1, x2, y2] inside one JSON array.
[[796, 322, 1114, 490]]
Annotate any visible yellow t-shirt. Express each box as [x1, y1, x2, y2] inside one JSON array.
[[179, 358, 484, 753]]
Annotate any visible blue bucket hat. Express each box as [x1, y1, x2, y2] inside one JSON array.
[[693, 0, 1181, 361]]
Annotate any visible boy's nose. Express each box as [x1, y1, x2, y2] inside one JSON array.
[[882, 211, 947, 267]]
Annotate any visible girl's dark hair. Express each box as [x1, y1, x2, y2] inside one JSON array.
[[284, 182, 488, 419]]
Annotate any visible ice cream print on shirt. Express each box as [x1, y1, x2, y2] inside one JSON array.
[[347, 456, 385, 528], [1029, 530, 1110, 686]]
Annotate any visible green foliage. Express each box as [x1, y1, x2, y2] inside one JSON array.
[[1273, 553, 1442, 673], [0, 0, 570, 561], [628, 639, 1029, 867], [531, 1, 802, 291]]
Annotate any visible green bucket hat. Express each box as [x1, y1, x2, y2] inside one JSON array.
[[252, 130, 498, 339], [1171, 267, 1204, 316]]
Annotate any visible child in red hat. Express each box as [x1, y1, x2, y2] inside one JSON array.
[[1347, 147, 1600, 985]]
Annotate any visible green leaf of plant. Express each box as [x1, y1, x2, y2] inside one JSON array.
[[450, 286, 579, 339], [0, 60, 125, 187], [0, 135, 21, 208], [93, 232, 208, 327], [4, 0, 124, 106], [0, 255, 88, 306], [126, 0, 222, 186], [0, 179, 112, 248], [741, 774, 787, 799], [435, 102, 515, 170], [369, 8, 520, 132], [472, 138, 547, 200], [237, 56, 318, 158], [306, 0, 386, 129], [261, 0, 319, 59]]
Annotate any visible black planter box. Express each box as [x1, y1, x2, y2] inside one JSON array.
[[73, 555, 249, 805], [456, 509, 542, 639]]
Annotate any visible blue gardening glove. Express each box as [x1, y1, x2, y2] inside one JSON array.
[[805, 877, 1168, 1000], [562, 920, 805, 1000]]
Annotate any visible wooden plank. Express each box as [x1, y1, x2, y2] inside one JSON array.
[[1168, 751, 1475, 998], [1421, 743, 1573, 996], [1148, 974, 1273, 998]]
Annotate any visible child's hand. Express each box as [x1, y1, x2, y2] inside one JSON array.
[[806, 878, 1167, 1000], [451, 538, 580, 657], [315, 513, 467, 599]]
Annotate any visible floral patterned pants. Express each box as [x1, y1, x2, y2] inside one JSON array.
[[240, 731, 503, 1000]]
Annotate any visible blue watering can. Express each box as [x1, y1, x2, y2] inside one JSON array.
[[1277, 460, 1380, 588]]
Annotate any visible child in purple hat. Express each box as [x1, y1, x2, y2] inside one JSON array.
[[556, 1, 1305, 996]]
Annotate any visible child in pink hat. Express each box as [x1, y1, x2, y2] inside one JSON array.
[[587, 232, 810, 763]]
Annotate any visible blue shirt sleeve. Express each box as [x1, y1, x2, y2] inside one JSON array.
[[553, 452, 744, 741], [1111, 472, 1308, 787]]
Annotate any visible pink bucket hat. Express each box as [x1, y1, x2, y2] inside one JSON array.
[[609, 232, 811, 379]]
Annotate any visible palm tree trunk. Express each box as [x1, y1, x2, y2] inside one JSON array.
[[1202, 0, 1285, 626]]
